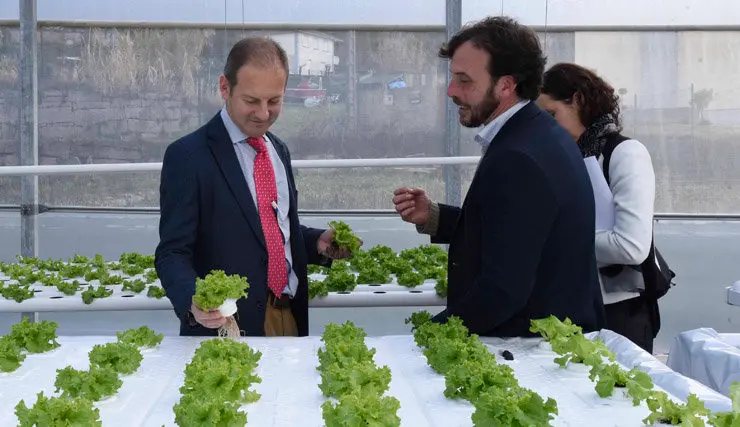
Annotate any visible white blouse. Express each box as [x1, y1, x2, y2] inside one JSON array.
[[585, 139, 656, 305]]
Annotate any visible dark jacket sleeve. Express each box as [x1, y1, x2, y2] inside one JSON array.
[[447, 151, 559, 334], [302, 225, 329, 266], [430, 204, 462, 245], [154, 142, 200, 319]]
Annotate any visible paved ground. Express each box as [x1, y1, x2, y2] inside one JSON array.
[[0, 211, 738, 355]]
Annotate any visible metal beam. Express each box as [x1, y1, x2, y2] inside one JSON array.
[[0, 205, 739, 221], [0, 156, 483, 176], [346, 30, 358, 125], [19, 0, 39, 260], [0, 19, 736, 33], [443, 0, 462, 207]]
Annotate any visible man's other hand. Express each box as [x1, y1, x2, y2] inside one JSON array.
[[393, 187, 432, 225]]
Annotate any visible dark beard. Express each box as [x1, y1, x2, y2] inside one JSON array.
[[453, 86, 498, 128]]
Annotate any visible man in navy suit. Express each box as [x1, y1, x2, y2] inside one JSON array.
[[155, 37, 353, 337], [393, 16, 606, 337]]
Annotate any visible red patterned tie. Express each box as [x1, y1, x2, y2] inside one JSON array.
[[246, 136, 288, 297]]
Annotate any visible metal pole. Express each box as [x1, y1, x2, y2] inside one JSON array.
[[19, 0, 39, 262], [444, 0, 462, 206], [347, 30, 358, 126]]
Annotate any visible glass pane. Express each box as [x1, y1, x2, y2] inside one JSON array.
[[35, 25, 449, 208], [294, 165, 476, 210], [461, 0, 740, 214], [0, 25, 20, 205], [574, 31, 740, 214]]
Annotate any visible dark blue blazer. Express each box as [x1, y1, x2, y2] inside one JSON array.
[[154, 113, 326, 336], [432, 102, 606, 336]]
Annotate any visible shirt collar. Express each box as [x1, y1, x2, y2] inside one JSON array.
[[474, 100, 530, 150], [220, 106, 271, 145]]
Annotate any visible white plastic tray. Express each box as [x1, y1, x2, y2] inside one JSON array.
[[0, 272, 445, 312], [309, 273, 438, 293], [667, 328, 740, 398], [0, 289, 445, 312], [728, 281, 740, 306], [0, 334, 730, 426]]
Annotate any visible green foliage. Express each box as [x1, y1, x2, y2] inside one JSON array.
[[0, 335, 26, 372], [329, 220, 362, 254], [709, 382, 740, 427], [192, 270, 249, 311], [173, 338, 262, 426], [15, 392, 101, 427], [81, 285, 113, 305], [410, 312, 559, 427], [0, 283, 34, 302], [147, 285, 166, 299], [10, 317, 60, 354], [323, 261, 357, 292], [116, 326, 164, 349], [472, 386, 559, 427], [588, 363, 654, 405], [308, 278, 329, 299], [318, 321, 401, 427], [644, 392, 710, 426], [122, 278, 146, 293], [54, 365, 123, 402], [529, 315, 717, 425], [88, 342, 143, 375]]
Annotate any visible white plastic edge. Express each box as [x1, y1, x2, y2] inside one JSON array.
[[587, 329, 733, 413], [666, 327, 740, 398], [218, 299, 237, 317]]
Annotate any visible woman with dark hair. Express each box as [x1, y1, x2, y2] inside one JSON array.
[[538, 63, 659, 353]]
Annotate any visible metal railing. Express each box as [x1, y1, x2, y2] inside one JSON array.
[[1, 157, 739, 220], [0, 156, 482, 176]]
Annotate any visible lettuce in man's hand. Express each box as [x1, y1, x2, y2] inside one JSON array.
[[329, 220, 362, 254], [193, 270, 249, 338]]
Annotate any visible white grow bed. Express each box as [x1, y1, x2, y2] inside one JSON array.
[[667, 327, 740, 398], [0, 272, 445, 313], [0, 332, 731, 427], [728, 281, 740, 306]]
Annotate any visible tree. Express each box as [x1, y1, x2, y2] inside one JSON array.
[[691, 88, 713, 124]]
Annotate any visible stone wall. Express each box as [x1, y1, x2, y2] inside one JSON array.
[[0, 86, 213, 167]]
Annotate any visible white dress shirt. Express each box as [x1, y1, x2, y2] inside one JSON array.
[[220, 107, 298, 297], [475, 100, 530, 153]]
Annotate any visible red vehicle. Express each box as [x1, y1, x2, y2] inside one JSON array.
[[284, 75, 327, 105]]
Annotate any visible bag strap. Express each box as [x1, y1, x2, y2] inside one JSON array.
[[598, 132, 643, 278], [601, 133, 630, 185]]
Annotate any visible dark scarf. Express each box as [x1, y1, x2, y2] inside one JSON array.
[[577, 114, 621, 158]]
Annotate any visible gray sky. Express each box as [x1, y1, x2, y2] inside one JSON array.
[[0, 0, 736, 28]]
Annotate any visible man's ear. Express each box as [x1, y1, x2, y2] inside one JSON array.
[[496, 75, 518, 98], [218, 75, 231, 101]]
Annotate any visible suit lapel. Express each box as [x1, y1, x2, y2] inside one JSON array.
[[206, 114, 266, 249]]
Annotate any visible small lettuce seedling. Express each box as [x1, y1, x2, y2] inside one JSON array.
[[329, 220, 362, 254], [193, 270, 249, 338]]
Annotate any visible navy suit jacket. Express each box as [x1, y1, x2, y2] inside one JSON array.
[[432, 102, 606, 336], [154, 113, 326, 336]]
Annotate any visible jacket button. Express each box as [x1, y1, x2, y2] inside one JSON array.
[[256, 302, 264, 311]]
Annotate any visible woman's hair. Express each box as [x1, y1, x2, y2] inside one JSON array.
[[541, 63, 621, 129]]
